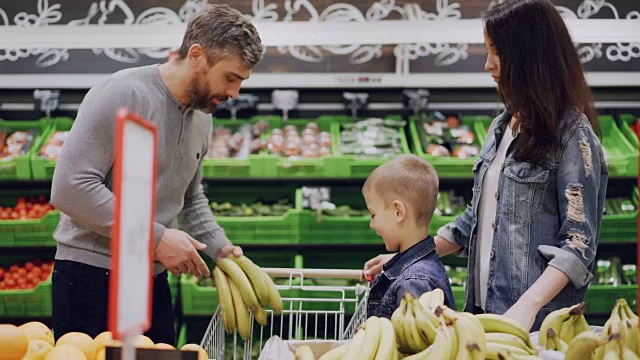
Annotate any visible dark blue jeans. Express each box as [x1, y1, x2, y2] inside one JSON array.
[[52, 260, 175, 345]]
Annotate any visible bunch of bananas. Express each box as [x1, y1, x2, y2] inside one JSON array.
[[213, 256, 283, 340], [538, 302, 589, 352], [389, 290, 445, 354], [563, 298, 639, 359], [475, 313, 540, 359], [318, 316, 398, 360]]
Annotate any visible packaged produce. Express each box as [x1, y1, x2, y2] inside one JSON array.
[[207, 121, 269, 159], [0, 129, 37, 162], [340, 118, 405, 158], [418, 114, 480, 159], [267, 122, 331, 159], [38, 130, 69, 160], [210, 198, 293, 217], [603, 197, 636, 215]]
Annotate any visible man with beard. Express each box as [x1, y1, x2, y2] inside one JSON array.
[[49, 4, 263, 344]]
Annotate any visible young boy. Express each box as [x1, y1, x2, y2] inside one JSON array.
[[363, 154, 455, 319]]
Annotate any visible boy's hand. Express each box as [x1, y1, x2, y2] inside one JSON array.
[[363, 253, 395, 280]]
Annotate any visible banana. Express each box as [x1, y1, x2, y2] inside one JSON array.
[[602, 335, 623, 360], [213, 267, 236, 334], [475, 313, 534, 348], [412, 298, 439, 343], [564, 330, 608, 360], [538, 302, 585, 348], [426, 319, 458, 360], [295, 346, 315, 360], [485, 333, 538, 355], [231, 256, 269, 307], [419, 288, 445, 312], [318, 345, 348, 360], [560, 315, 577, 344], [261, 271, 283, 314], [573, 315, 591, 336], [253, 306, 268, 326], [545, 328, 569, 353], [228, 276, 251, 340], [375, 317, 397, 360], [404, 296, 429, 353], [486, 342, 531, 360], [618, 298, 639, 321], [441, 309, 486, 360], [392, 298, 409, 352], [497, 353, 543, 360], [216, 258, 260, 310], [343, 329, 366, 359], [362, 317, 382, 360]]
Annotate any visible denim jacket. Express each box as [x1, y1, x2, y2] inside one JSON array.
[[367, 236, 456, 319], [438, 110, 608, 330]]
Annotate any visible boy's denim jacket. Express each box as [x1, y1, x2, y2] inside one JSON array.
[[437, 110, 608, 330], [367, 236, 456, 319]]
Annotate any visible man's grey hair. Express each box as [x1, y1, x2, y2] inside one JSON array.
[[178, 4, 264, 69]]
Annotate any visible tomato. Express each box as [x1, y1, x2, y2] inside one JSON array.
[[42, 263, 50, 272], [18, 283, 28, 290], [40, 273, 49, 281], [11, 273, 20, 280], [26, 273, 34, 281], [9, 264, 19, 273], [10, 211, 18, 219], [24, 262, 34, 271], [31, 267, 42, 277], [5, 278, 15, 287], [0, 267, 5, 279], [31, 277, 40, 286], [17, 268, 27, 277], [16, 278, 26, 286], [0, 212, 8, 220]]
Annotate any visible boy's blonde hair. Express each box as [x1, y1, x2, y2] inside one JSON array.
[[362, 154, 439, 226]]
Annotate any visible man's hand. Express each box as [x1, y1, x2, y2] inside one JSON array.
[[362, 253, 396, 280], [216, 244, 243, 261], [155, 229, 211, 278]]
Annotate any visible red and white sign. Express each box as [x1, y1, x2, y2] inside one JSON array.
[[109, 108, 158, 340]]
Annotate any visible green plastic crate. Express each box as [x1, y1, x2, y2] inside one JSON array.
[[599, 188, 638, 244], [0, 255, 53, 317], [297, 187, 378, 245], [452, 286, 465, 311], [330, 116, 411, 178], [599, 116, 637, 177], [0, 189, 59, 247], [31, 117, 74, 180], [586, 285, 637, 314], [618, 114, 639, 176], [207, 185, 301, 244], [0, 118, 54, 180], [474, 116, 495, 145], [409, 115, 490, 178]]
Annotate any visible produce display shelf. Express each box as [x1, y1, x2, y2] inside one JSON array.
[[30, 117, 74, 180], [0, 189, 59, 247], [0, 118, 54, 180]]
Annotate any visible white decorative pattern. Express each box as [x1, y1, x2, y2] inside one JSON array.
[[0, 0, 638, 69]]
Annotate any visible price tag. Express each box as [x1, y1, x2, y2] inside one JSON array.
[[403, 89, 430, 120], [33, 89, 60, 118], [272, 90, 299, 122], [342, 92, 369, 120], [109, 109, 157, 346]]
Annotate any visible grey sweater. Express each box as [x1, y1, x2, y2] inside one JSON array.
[[51, 65, 231, 274]]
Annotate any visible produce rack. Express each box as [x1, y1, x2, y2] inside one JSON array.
[[0, 86, 638, 349]]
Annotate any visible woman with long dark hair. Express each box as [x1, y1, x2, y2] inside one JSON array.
[[364, 0, 608, 331]]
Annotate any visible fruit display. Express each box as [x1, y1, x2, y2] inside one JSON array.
[[0, 129, 37, 162], [0, 322, 209, 360], [210, 198, 293, 217], [339, 118, 406, 158], [0, 258, 53, 290], [416, 114, 480, 159], [538, 302, 589, 352], [0, 196, 56, 221], [603, 197, 636, 215], [38, 131, 69, 160], [214, 255, 283, 340], [207, 120, 332, 160], [476, 313, 539, 359]]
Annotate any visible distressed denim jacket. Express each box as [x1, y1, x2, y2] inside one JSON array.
[[438, 110, 608, 331], [367, 236, 456, 319]]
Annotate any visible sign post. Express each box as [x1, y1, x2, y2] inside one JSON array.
[[109, 108, 158, 360]]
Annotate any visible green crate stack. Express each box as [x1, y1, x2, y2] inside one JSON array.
[[586, 285, 637, 314], [599, 116, 637, 177], [600, 188, 638, 243], [31, 117, 74, 180], [409, 115, 491, 178], [618, 114, 639, 176], [206, 185, 301, 245], [297, 187, 378, 245], [0, 118, 53, 180], [329, 116, 411, 178], [0, 254, 53, 317], [0, 189, 59, 247]]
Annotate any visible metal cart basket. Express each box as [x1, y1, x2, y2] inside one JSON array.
[[200, 268, 370, 360]]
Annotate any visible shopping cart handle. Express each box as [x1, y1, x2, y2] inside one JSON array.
[[262, 267, 367, 280]]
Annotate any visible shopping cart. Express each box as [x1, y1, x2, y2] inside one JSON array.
[[200, 268, 371, 360]]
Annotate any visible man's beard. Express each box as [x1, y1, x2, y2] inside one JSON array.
[[188, 75, 228, 114]]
